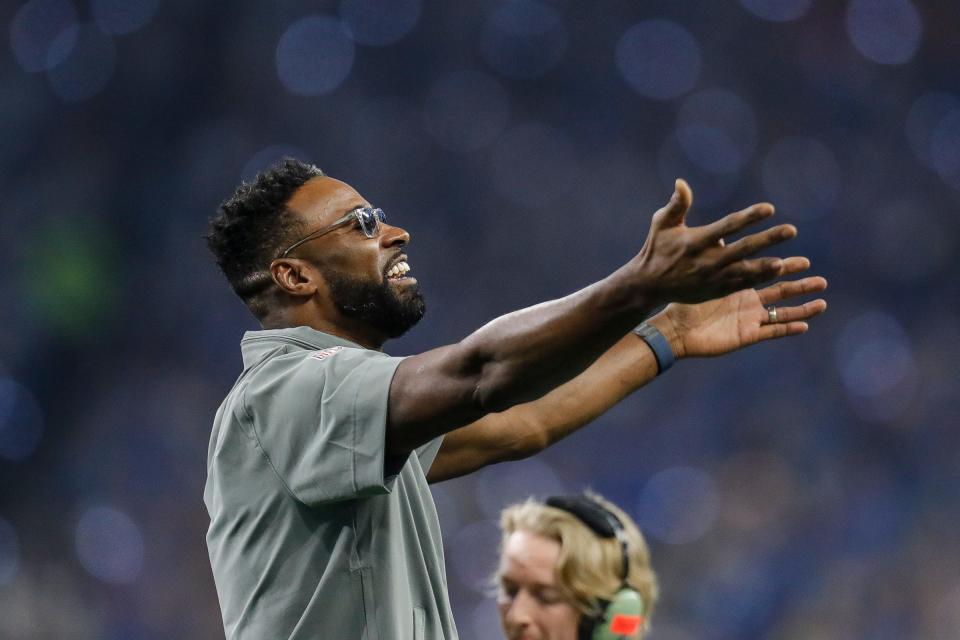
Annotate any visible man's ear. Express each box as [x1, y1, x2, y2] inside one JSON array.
[[270, 258, 320, 298]]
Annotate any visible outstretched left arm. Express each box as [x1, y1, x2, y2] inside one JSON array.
[[426, 259, 827, 483]]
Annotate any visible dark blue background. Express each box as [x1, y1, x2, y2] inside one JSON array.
[[1, 0, 958, 637]]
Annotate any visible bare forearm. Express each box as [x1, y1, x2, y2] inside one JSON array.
[[427, 332, 665, 482], [461, 267, 656, 411], [503, 333, 660, 448]]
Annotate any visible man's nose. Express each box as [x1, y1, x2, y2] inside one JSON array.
[[380, 223, 410, 247]]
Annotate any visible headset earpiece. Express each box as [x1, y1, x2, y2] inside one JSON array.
[[590, 588, 644, 640], [577, 588, 645, 640]]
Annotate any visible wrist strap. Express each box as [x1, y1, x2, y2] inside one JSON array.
[[632, 322, 675, 375]]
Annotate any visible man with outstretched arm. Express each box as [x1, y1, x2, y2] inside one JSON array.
[[203, 158, 826, 640]]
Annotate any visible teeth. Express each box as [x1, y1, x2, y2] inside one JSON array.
[[388, 261, 411, 278], [387, 262, 410, 278]]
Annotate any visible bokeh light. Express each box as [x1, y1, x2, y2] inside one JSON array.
[[9, 0, 78, 73], [837, 311, 914, 398], [27, 225, 114, 337], [91, 0, 161, 35], [905, 92, 960, 169], [930, 109, 960, 191], [676, 88, 758, 175], [0, 378, 44, 462], [491, 122, 578, 208], [761, 136, 841, 220], [836, 311, 918, 421], [0, 517, 20, 586], [75, 506, 145, 585], [480, 0, 568, 79], [739, 0, 813, 22], [616, 20, 701, 100], [422, 70, 510, 153], [658, 132, 740, 208], [275, 16, 355, 96], [340, 0, 421, 46], [46, 23, 117, 103], [638, 467, 720, 545], [845, 0, 922, 65]]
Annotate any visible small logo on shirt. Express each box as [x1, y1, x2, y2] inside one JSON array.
[[310, 346, 344, 361]]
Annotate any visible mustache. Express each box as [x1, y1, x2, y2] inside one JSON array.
[[383, 253, 407, 276]]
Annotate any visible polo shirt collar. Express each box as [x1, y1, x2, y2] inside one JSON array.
[[240, 326, 366, 368]]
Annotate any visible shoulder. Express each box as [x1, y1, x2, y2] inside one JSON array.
[[308, 345, 346, 361], [244, 345, 403, 399]]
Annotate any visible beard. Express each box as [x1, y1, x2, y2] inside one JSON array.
[[324, 269, 426, 339]]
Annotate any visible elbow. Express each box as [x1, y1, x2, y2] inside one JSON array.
[[508, 427, 550, 461], [474, 387, 514, 415], [473, 385, 519, 417], [472, 362, 532, 415], [460, 334, 539, 414]]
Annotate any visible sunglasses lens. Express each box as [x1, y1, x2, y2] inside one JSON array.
[[355, 209, 375, 237]]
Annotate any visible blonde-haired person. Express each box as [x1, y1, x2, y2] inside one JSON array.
[[497, 493, 658, 640]]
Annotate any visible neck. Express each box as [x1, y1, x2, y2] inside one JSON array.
[[259, 305, 386, 351]]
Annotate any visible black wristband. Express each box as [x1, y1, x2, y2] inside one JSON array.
[[632, 322, 675, 375]]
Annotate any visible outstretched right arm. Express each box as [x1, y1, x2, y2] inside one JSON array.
[[385, 180, 796, 456]]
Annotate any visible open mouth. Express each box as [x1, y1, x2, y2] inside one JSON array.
[[386, 260, 412, 281]]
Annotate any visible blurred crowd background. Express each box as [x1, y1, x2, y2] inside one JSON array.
[[1, 0, 958, 638]]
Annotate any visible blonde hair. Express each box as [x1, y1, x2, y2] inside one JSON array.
[[499, 492, 659, 626]]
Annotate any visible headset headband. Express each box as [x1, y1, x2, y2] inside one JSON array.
[[545, 494, 630, 584]]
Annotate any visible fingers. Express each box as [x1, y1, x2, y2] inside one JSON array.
[[755, 271, 827, 342], [758, 275, 828, 305], [778, 256, 810, 276], [652, 178, 693, 229], [717, 224, 797, 264], [695, 202, 776, 247], [714, 257, 785, 290], [757, 321, 810, 341], [765, 298, 828, 324]]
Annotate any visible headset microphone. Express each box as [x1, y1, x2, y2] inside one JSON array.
[[545, 495, 645, 640]]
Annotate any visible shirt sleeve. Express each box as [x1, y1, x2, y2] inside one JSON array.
[[415, 436, 444, 475], [241, 346, 405, 506]]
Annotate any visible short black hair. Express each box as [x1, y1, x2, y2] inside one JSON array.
[[206, 157, 324, 318]]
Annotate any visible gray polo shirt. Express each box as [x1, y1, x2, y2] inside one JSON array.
[[204, 327, 457, 640]]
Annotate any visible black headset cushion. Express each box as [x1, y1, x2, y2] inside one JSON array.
[[545, 495, 619, 538]]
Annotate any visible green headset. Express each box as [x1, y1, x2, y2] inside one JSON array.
[[545, 495, 646, 640]]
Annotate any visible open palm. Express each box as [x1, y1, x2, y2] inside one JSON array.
[[659, 259, 828, 358]]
